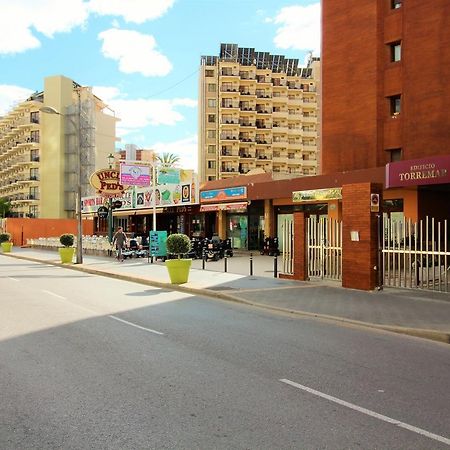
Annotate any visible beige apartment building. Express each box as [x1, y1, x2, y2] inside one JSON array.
[[0, 75, 118, 219], [198, 43, 320, 182]]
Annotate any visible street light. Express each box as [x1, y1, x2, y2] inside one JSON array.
[[107, 153, 115, 243], [40, 101, 83, 264]]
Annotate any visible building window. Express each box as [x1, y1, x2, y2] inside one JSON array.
[[390, 42, 401, 62], [208, 176, 216, 181], [207, 160, 216, 169], [30, 130, 39, 143], [207, 83, 216, 92], [207, 145, 216, 154], [207, 130, 216, 138], [205, 69, 214, 77], [208, 114, 216, 123], [207, 99, 216, 108], [389, 95, 401, 116], [392, 0, 402, 9], [30, 111, 39, 124], [387, 148, 402, 162]]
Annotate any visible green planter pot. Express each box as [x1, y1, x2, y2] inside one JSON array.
[[59, 247, 75, 264], [165, 258, 192, 284], [1, 242, 12, 253]]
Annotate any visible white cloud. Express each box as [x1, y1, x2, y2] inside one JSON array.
[[0, 0, 89, 54], [271, 3, 321, 54], [88, 0, 174, 24], [152, 135, 198, 171], [0, 0, 174, 55], [98, 28, 172, 76], [0, 85, 35, 115], [92, 85, 196, 136]]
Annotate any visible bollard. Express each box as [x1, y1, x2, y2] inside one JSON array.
[[224, 254, 228, 272], [273, 253, 278, 278], [202, 249, 206, 270], [250, 252, 253, 276]]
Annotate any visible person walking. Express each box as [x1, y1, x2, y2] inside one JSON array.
[[112, 226, 127, 262]]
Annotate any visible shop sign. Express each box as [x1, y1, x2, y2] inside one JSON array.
[[89, 169, 126, 198], [292, 188, 342, 202], [200, 186, 247, 203], [200, 202, 248, 212], [386, 156, 450, 188], [119, 162, 151, 187]]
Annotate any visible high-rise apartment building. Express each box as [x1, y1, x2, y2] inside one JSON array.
[[0, 75, 117, 219], [198, 43, 320, 182]]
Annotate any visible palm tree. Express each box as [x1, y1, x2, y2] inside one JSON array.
[[155, 152, 181, 168], [0, 197, 11, 218]]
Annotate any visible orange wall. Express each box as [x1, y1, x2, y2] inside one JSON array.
[[4, 218, 94, 246]]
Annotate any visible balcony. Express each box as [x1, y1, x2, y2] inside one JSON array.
[[303, 115, 318, 123], [239, 90, 256, 97], [272, 109, 288, 118], [256, 139, 272, 145], [221, 103, 240, 110], [220, 134, 239, 141], [256, 109, 272, 115], [302, 129, 317, 138]]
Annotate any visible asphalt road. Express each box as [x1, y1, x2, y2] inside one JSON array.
[[1, 257, 449, 449]]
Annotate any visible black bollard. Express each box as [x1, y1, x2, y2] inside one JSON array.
[[224, 254, 228, 272], [202, 249, 206, 270], [250, 252, 253, 276], [273, 254, 278, 278]]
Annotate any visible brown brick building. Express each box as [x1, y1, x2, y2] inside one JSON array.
[[322, 0, 450, 174]]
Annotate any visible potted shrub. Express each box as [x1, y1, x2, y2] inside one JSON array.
[[165, 233, 192, 284], [59, 233, 75, 264], [0, 232, 12, 253]]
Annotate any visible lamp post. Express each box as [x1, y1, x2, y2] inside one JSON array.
[[40, 98, 83, 264], [107, 153, 115, 244]]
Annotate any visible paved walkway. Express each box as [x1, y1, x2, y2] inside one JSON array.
[[2, 248, 450, 344]]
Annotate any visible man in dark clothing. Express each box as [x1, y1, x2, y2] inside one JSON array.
[[112, 227, 127, 262]]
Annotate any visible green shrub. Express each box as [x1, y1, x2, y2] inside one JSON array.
[[60, 233, 75, 247], [166, 233, 191, 258], [0, 232, 11, 244]]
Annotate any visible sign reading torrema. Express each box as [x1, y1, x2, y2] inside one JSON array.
[[386, 155, 450, 188]]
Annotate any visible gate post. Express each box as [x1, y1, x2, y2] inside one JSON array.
[[342, 183, 382, 290]]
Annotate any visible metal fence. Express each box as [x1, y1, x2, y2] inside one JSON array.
[[381, 216, 450, 292], [307, 216, 342, 281]]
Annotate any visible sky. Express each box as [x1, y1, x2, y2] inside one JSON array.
[[0, 0, 320, 171]]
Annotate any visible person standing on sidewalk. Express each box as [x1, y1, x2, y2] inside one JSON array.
[[112, 227, 127, 262]]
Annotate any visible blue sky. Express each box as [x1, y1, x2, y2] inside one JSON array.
[[0, 0, 320, 170]]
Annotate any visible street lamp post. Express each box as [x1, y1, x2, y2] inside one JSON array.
[[40, 97, 83, 264], [107, 153, 115, 244]]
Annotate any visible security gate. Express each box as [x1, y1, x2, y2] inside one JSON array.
[[381, 216, 450, 292], [307, 216, 342, 281], [280, 216, 294, 274]]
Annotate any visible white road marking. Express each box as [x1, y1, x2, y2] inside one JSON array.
[[280, 378, 450, 447], [42, 289, 66, 300], [8, 277, 19, 281], [108, 315, 164, 335]]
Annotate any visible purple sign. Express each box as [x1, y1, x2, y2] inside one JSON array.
[[386, 155, 450, 188]]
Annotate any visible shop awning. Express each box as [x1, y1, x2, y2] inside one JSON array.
[[200, 202, 248, 212]]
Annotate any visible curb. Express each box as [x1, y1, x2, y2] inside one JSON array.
[[4, 252, 450, 345]]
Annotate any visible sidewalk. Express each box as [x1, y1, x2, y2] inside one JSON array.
[[2, 248, 450, 344]]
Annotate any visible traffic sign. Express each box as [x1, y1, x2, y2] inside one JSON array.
[[97, 206, 108, 218]]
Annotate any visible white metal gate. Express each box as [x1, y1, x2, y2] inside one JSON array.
[[280, 216, 294, 274], [307, 216, 342, 281], [381, 216, 450, 292]]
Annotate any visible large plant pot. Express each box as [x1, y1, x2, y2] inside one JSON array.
[[59, 247, 75, 264], [165, 258, 192, 284], [1, 242, 12, 253]]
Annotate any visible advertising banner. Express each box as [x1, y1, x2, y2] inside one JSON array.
[[292, 188, 342, 202], [158, 167, 180, 184], [119, 162, 151, 187]]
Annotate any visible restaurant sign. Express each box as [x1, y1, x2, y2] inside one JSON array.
[[89, 169, 126, 197], [293, 188, 342, 202], [386, 156, 450, 188]]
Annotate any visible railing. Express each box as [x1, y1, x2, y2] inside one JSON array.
[[381, 216, 450, 292]]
